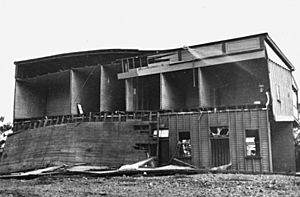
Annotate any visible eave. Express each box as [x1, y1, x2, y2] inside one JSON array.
[[264, 34, 295, 71]]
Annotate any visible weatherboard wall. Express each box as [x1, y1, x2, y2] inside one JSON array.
[[164, 109, 271, 172], [0, 121, 150, 174]]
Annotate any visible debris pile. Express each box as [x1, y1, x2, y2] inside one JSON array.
[[0, 157, 200, 179]]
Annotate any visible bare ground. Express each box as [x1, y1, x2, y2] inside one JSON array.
[[0, 173, 300, 196]]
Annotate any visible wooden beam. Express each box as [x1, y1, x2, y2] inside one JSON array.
[[117, 50, 266, 79]]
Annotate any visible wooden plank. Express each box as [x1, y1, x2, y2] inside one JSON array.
[[225, 37, 261, 54], [117, 50, 266, 79]]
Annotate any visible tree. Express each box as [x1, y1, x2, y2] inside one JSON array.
[[0, 116, 13, 133], [0, 116, 13, 150]]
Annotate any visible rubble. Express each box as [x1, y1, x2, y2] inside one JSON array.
[[0, 158, 199, 179]]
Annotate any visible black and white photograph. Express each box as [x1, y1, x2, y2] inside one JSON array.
[[0, 0, 300, 196]]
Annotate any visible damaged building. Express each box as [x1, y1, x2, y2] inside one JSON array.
[[0, 33, 298, 174]]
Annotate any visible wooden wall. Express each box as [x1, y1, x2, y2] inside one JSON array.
[[271, 122, 296, 172], [164, 109, 271, 172], [0, 121, 151, 173], [268, 60, 294, 121]]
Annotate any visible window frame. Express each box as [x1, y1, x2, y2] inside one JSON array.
[[178, 131, 192, 158], [245, 129, 261, 158]]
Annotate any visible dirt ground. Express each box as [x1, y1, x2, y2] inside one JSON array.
[[0, 173, 299, 197]]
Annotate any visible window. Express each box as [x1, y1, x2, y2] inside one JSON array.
[[245, 129, 260, 156], [178, 132, 191, 157], [153, 129, 169, 138], [210, 126, 229, 137]]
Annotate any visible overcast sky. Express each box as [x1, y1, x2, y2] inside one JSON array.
[[1, 0, 299, 123]]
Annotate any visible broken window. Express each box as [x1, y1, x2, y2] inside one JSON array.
[[245, 129, 260, 156], [210, 126, 229, 137], [178, 132, 191, 157]]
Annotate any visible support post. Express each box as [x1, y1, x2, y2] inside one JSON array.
[[156, 112, 160, 164]]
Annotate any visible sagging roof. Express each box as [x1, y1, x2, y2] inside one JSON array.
[[14, 33, 295, 77], [14, 49, 156, 65], [14, 49, 157, 79]]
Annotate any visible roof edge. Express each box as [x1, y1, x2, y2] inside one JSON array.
[[14, 33, 273, 66], [264, 34, 295, 71], [14, 49, 156, 66]]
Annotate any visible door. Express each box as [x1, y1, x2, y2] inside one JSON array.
[[211, 138, 230, 167]]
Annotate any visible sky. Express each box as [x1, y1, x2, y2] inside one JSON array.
[[0, 0, 299, 123]]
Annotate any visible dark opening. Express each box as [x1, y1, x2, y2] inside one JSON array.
[[210, 126, 230, 167], [245, 129, 260, 156], [162, 69, 199, 110], [133, 75, 160, 110], [178, 132, 191, 157]]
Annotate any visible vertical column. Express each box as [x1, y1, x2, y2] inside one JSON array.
[[99, 65, 107, 111], [198, 68, 210, 107], [126, 79, 134, 111], [70, 70, 77, 114], [160, 73, 169, 110]]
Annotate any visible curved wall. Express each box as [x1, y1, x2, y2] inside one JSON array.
[[0, 121, 150, 173]]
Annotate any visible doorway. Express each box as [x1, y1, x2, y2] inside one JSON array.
[[210, 126, 230, 167]]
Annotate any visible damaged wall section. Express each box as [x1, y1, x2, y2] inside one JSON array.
[[0, 121, 154, 174]]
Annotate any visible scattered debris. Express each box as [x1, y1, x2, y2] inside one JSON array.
[[119, 157, 155, 171], [0, 158, 200, 179], [210, 162, 232, 171], [13, 165, 66, 176], [66, 165, 109, 172]]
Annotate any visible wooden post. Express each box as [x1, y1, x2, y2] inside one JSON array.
[[149, 111, 152, 121], [139, 57, 142, 68], [242, 110, 246, 171], [104, 112, 107, 121], [156, 112, 160, 165], [234, 111, 240, 172], [49, 118, 53, 125], [89, 112, 92, 122], [43, 119, 48, 127], [132, 57, 135, 69], [56, 116, 60, 124], [257, 110, 262, 173], [127, 59, 130, 69]]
